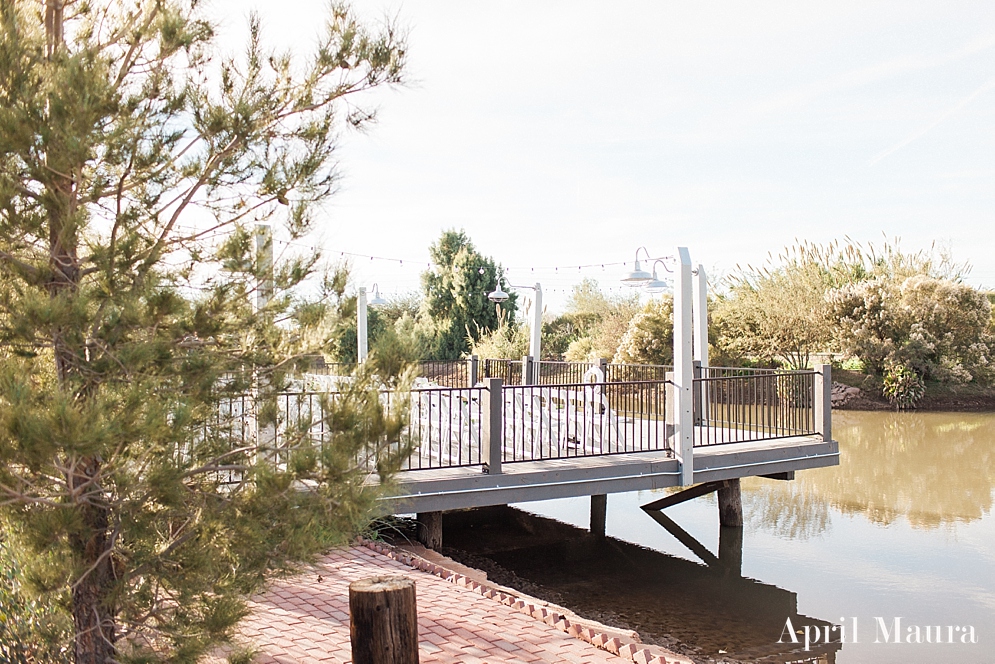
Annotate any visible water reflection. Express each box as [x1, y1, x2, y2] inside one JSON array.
[[743, 411, 995, 534], [442, 507, 842, 663]]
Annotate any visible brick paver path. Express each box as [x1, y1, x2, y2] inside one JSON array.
[[234, 545, 638, 663]]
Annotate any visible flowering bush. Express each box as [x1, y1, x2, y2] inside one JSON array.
[[827, 275, 993, 384]]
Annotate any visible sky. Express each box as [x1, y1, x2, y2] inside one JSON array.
[[208, 0, 995, 312]]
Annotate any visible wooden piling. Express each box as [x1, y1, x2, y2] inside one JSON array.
[[416, 511, 442, 550], [349, 576, 419, 664], [718, 479, 743, 527], [590, 494, 607, 538]]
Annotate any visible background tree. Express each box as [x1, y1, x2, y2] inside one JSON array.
[[827, 275, 993, 384], [560, 279, 640, 362], [612, 296, 674, 365], [417, 230, 515, 359], [0, 1, 407, 661]]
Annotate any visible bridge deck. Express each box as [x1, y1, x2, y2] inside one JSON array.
[[385, 433, 838, 513]]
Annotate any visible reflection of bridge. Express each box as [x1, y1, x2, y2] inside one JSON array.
[[439, 506, 843, 663]]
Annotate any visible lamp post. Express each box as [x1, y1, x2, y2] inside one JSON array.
[[487, 281, 542, 361], [620, 247, 709, 486], [357, 283, 387, 363]]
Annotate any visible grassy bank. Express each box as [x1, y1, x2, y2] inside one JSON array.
[[834, 369, 995, 412]]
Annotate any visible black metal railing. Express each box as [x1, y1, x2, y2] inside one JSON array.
[[606, 363, 673, 382], [502, 380, 670, 462], [483, 358, 523, 384], [211, 363, 822, 479], [535, 361, 601, 385], [404, 385, 483, 469], [692, 368, 818, 446], [416, 360, 470, 388]]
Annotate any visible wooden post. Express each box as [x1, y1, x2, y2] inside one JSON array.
[[481, 377, 503, 475], [417, 512, 442, 550], [522, 355, 535, 386], [590, 494, 607, 539], [814, 363, 832, 442], [718, 479, 743, 527], [597, 357, 609, 381], [468, 355, 479, 387], [718, 525, 743, 577], [349, 576, 419, 664]]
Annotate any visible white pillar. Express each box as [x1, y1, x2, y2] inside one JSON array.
[[357, 286, 369, 363], [693, 264, 710, 426], [674, 247, 694, 486], [693, 265, 709, 368], [530, 282, 542, 364]]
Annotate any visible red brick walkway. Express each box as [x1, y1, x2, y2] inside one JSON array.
[[221, 543, 688, 664]]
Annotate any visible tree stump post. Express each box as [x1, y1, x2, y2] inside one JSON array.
[[349, 576, 419, 664]]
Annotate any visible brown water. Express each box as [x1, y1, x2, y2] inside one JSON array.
[[446, 411, 995, 664]]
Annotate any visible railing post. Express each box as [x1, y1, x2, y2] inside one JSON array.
[[665, 370, 676, 453], [598, 357, 609, 382], [468, 355, 479, 387], [522, 355, 535, 386], [692, 360, 702, 426], [481, 377, 503, 474], [815, 364, 832, 442]]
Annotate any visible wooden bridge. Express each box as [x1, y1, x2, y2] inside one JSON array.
[[281, 248, 839, 549]]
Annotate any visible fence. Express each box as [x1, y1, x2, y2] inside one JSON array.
[[502, 380, 670, 463], [211, 363, 824, 478], [307, 360, 470, 388], [692, 366, 819, 446]]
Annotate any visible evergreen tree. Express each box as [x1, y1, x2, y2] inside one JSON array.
[[418, 230, 515, 359], [0, 1, 408, 661]]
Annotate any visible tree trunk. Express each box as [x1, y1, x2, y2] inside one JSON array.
[[70, 459, 116, 664], [349, 576, 419, 664]]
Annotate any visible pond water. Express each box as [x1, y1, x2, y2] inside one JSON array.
[[455, 411, 995, 664]]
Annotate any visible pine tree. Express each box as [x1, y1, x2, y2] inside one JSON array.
[[0, 1, 408, 661], [418, 230, 516, 359]]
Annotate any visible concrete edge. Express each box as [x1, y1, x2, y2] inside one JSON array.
[[359, 538, 695, 664]]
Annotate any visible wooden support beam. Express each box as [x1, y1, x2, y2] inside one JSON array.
[[639, 479, 728, 512], [417, 511, 442, 550], [349, 576, 419, 664], [590, 494, 607, 539], [761, 471, 795, 481], [718, 479, 743, 527]]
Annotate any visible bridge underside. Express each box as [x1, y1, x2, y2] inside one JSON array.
[[384, 434, 838, 513]]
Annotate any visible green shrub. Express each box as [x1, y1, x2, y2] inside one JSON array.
[[882, 364, 927, 410]]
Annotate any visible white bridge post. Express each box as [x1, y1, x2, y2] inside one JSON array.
[[815, 364, 832, 442], [693, 265, 709, 425], [674, 247, 694, 486]]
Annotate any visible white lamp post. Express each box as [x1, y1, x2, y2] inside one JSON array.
[[487, 281, 543, 361], [357, 283, 386, 363]]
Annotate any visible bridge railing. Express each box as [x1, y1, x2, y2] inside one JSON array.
[[212, 364, 825, 478], [501, 380, 670, 463], [692, 366, 820, 446]]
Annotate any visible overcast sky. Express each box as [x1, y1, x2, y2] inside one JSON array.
[[209, 0, 995, 311]]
